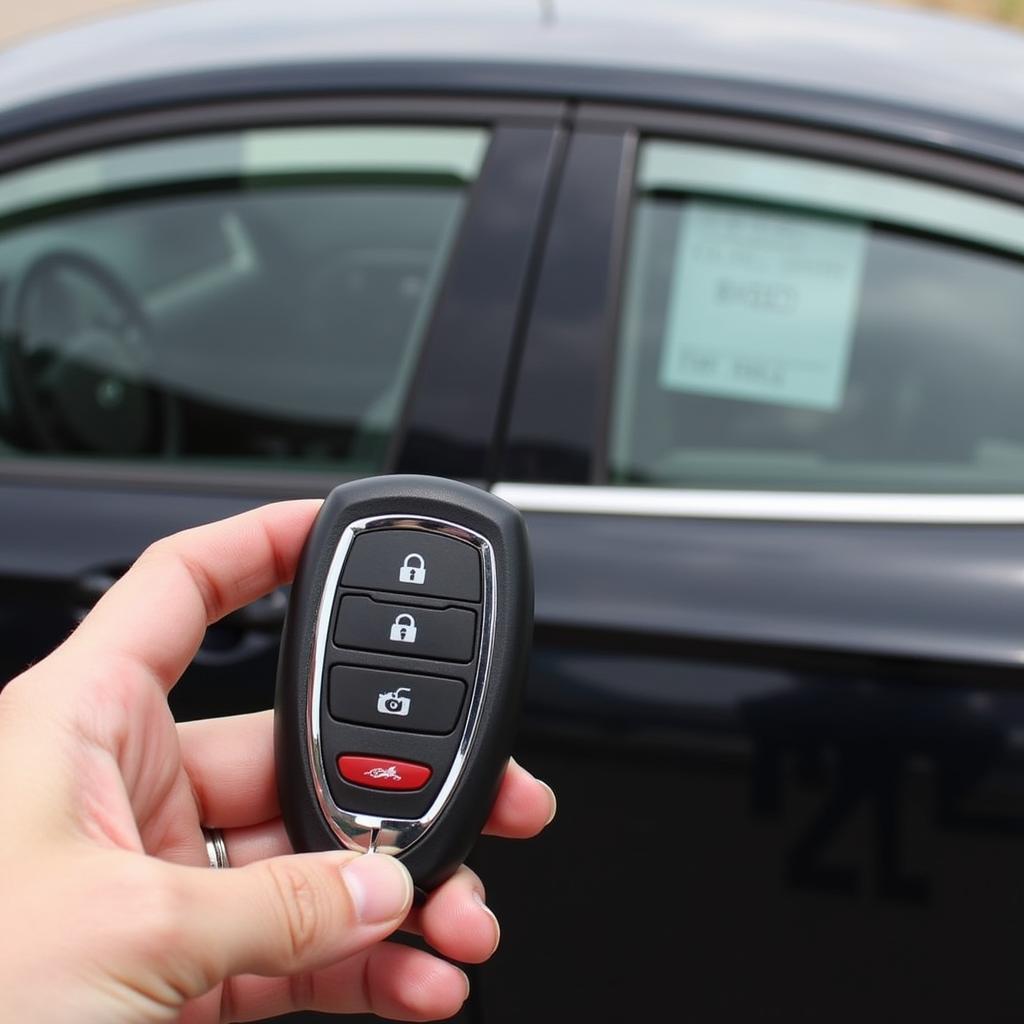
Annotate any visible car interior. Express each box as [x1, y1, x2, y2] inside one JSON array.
[[0, 126, 484, 469]]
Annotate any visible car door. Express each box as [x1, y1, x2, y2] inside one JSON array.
[[478, 104, 1024, 1023], [0, 94, 565, 736]]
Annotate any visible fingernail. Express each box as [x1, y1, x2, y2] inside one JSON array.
[[459, 967, 471, 1001], [474, 891, 501, 956], [341, 854, 412, 924], [539, 780, 558, 827]]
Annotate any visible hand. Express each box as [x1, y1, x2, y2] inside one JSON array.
[[0, 500, 555, 1024]]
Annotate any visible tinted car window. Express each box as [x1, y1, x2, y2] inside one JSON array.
[[0, 126, 488, 469], [610, 141, 1024, 493]]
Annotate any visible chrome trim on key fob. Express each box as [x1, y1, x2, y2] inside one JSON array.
[[305, 514, 496, 856]]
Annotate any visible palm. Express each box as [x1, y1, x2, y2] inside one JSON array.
[[73, 669, 294, 1024], [72, 668, 205, 866]]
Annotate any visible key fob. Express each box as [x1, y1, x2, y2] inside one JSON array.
[[275, 475, 533, 892]]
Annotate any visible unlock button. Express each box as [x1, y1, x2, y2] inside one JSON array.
[[329, 666, 466, 734], [389, 614, 417, 643], [335, 595, 476, 662]]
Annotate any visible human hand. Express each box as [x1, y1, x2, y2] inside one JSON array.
[[0, 500, 555, 1024]]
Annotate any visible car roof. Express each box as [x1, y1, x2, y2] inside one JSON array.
[[2, 0, 1024, 154]]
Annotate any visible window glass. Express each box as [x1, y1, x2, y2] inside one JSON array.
[[611, 141, 1024, 493], [0, 126, 489, 469]]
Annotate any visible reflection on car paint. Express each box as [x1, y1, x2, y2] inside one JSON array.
[[526, 645, 1024, 907]]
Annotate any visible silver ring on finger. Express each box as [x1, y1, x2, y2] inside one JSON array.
[[201, 826, 230, 869]]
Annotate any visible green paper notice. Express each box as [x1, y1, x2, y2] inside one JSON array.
[[658, 200, 867, 410]]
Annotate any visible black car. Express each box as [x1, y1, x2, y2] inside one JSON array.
[[4, 1, 1024, 1020]]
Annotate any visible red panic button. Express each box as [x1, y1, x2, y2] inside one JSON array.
[[338, 755, 432, 791]]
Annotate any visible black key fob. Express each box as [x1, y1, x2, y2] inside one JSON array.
[[275, 475, 533, 892]]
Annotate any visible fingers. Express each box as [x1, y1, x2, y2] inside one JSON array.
[[413, 865, 500, 964], [170, 851, 412, 988], [180, 706, 556, 840], [206, 943, 469, 1023], [65, 500, 321, 692], [221, 832, 500, 964], [222, 817, 291, 867], [483, 758, 557, 839], [178, 711, 277, 829]]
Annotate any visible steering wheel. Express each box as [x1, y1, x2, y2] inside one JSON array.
[[0, 250, 178, 455]]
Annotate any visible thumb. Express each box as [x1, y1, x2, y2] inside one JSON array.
[[166, 851, 413, 989]]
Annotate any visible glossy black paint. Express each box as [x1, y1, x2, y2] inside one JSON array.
[[522, 513, 1024, 669], [476, 651, 1024, 1021], [502, 130, 635, 483], [394, 123, 566, 479], [468, 547, 1024, 1020], [480, 78, 1024, 1024], [0, 482, 277, 719]]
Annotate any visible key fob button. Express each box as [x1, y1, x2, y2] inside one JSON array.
[[328, 665, 466, 734], [338, 755, 433, 791], [341, 529, 481, 601], [334, 595, 476, 662]]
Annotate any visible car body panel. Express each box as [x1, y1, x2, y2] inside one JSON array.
[[479, 81, 1024, 1021], [5, 0, 1024, 168], [3, 0, 1024, 133], [492, 509, 1024, 669]]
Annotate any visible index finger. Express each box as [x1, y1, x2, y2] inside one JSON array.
[[65, 500, 321, 691]]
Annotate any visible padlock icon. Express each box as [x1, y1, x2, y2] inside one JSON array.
[[389, 613, 417, 643], [399, 553, 426, 585]]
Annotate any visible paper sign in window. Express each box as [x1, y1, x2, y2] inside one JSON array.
[[658, 201, 867, 411]]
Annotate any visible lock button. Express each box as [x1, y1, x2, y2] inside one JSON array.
[[335, 595, 477, 662], [389, 614, 418, 643], [341, 530, 480, 601], [398, 553, 426, 585]]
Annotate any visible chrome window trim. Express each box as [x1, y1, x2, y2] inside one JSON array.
[[491, 483, 1024, 525], [307, 513, 495, 857]]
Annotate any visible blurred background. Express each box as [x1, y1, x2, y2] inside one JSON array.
[[2, 0, 1024, 46]]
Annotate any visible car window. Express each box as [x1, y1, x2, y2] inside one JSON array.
[[610, 141, 1024, 493], [0, 126, 489, 470]]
